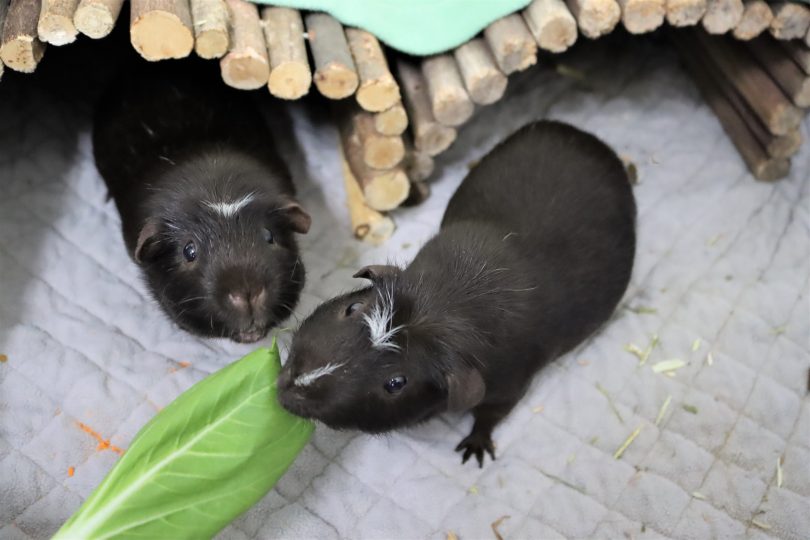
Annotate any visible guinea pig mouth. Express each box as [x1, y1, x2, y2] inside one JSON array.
[[231, 326, 269, 343]]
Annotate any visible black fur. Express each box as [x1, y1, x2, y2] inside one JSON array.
[[277, 120, 637, 465], [92, 58, 309, 343]]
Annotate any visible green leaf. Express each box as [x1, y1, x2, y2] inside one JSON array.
[[54, 342, 313, 540]]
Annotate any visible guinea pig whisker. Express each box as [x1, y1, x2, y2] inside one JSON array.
[[176, 295, 207, 306]]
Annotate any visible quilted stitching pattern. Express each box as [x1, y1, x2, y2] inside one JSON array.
[[0, 37, 808, 539]]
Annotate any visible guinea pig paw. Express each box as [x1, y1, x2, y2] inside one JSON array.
[[455, 433, 496, 468]]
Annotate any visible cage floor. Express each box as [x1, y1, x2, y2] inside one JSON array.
[[1, 35, 808, 540]]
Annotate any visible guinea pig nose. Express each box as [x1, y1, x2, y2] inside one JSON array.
[[227, 291, 250, 311], [250, 287, 267, 312]]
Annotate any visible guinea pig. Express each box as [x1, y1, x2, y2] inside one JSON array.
[[277, 120, 636, 466], [92, 58, 311, 343]]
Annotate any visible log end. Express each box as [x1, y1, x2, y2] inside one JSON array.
[[0, 38, 46, 73], [468, 71, 508, 105], [363, 169, 410, 211], [268, 62, 312, 100], [752, 157, 790, 182], [536, 18, 578, 53], [405, 150, 435, 182], [432, 89, 474, 127], [365, 137, 405, 170], [416, 124, 457, 156], [578, 0, 622, 38], [622, 0, 665, 34], [702, 0, 744, 34], [220, 50, 270, 90], [313, 63, 359, 100], [131, 11, 194, 61], [665, 0, 707, 27], [731, 2, 772, 40], [74, 4, 117, 39], [767, 130, 802, 159], [38, 15, 79, 46], [356, 78, 401, 112], [195, 30, 229, 59], [374, 105, 408, 136]]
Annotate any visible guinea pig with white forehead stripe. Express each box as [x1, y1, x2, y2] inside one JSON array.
[[92, 57, 310, 343], [277, 120, 636, 466]]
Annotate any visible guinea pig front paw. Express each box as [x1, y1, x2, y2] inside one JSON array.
[[455, 431, 496, 468]]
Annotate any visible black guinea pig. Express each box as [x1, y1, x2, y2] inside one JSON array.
[[92, 58, 311, 343], [277, 120, 636, 466]]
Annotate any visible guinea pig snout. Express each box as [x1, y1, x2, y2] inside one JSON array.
[[276, 367, 311, 417], [226, 287, 267, 315]]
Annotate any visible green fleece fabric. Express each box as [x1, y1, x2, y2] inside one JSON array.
[[251, 0, 532, 56]]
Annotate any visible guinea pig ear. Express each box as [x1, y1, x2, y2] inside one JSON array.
[[134, 218, 162, 264], [445, 367, 486, 412], [353, 265, 400, 282], [278, 201, 311, 234]]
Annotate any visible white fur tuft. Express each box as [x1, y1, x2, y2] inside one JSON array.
[[363, 285, 404, 351], [293, 362, 345, 387], [204, 193, 255, 218]]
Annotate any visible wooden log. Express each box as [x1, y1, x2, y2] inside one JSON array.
[[702, 0, 744, 34], [401, 179, 431, 207], [666, 0, 706, 26], [396, 59, 458, 156], [0, 1, 6, 80], [564, 0, 621, 38], [522, 0, 577, 53], [1, 0, 47, 73], [769, 2, 810, 41], [130, 0, 194, 60], [617, 0, 665, 34], [263, 7, 310, 99], [453, 38, 507, 105], [189, 0, 228, 58], [341, 149, 395, 245], [732, 0, 772, 40], [38, 0, 79, 45], [779, 39, 810, 76], [682, 33, 801, 158], [373, 102, 408, 136], [404, 147, 435, 182], [346, 28, 400, 112], [350, 110, 405, 170], [342, 128, 410, 211], [483, 14, 537, 74], [746, 35, 810, 107], [305, 13, 358, 99], [673, 32, 790, 180], [695, 30, 801, 135], [421, 54, 474, 127], [73, 0, 123, 38], [219, 0, 268, 89]]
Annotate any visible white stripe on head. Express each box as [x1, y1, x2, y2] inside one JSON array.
[[362, 284, 404, 351], [293, 362, 345, 387], [204, 192, 255, 218]]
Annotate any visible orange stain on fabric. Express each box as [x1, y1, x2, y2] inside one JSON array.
[[0, 354, 8, 363], [76, 422, 125, 455], [68, 466, 75, 477], [168, 360, 192, 373]]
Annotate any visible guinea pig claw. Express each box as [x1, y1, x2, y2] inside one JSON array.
[[455, 434, 496, 468]]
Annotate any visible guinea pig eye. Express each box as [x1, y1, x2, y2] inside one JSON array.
[[262, 228, 274, 244], [182, 241, 197, 262], [384, 375, 407, 394], [344, 302, 363, 316]]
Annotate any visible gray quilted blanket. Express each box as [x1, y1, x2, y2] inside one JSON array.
[[1, 36, 808, 539]]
